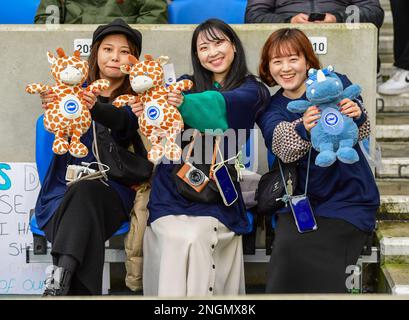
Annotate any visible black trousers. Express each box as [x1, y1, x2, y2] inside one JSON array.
[[43, 180, 128, 295], [390, 0, 409, 70], [266, 213, 370, 294]]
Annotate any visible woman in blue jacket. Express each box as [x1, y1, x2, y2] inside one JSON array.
[[257, 28, 380, 293], [140, 19, 270, 297], [35, 19, 151, 296]]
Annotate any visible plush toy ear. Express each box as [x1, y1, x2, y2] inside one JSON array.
[[120, 64, 132, 74], [157, 56, 169, 66], [47, 51, 56, 64], [144, 54, 154, 61], [56, 48, 66, 58], [128, 54, 139, 65], [73, 50, 81, 58]]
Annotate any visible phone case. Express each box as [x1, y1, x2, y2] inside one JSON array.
[[288, 195, 318, 233], [213, 164, 238, 206]]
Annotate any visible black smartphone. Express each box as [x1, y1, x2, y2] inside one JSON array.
[[308, 12, 326, 21]]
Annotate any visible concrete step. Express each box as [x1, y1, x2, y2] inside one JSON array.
[[379, 142, 409, 158], [376, 125, 409, 141], [379, 35, 393, 55], [377, 93, 409, 113], [377, 113, 409, 125], [378, 195, 409, 220], [380, 11, 393, 36], [380, 264, 409, 294], [380, 62, 394, 79], [376, 158, 409, 178], [376, 221, 409, 263], [380, 0, 390, 11], [380, 53, 394, 64], [377, 179, 409, 196], [377, 181, 409, 219]]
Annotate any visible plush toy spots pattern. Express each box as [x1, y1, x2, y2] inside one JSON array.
[[26, 48, 110, 158], [287, 66, 362, 167], [113, 54, 193, 163]]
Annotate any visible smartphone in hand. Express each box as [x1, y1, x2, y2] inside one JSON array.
[[308, 12, 326, 21]]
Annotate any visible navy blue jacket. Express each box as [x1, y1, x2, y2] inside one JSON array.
[[147, 76, 270, 234], [257, 74, 380, 232]]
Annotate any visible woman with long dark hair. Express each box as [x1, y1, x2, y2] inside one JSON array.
[[140, 19, 270, 297]]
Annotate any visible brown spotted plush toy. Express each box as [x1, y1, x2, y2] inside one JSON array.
[[26, 48, 110, 158], [113, 54, 193, 163]]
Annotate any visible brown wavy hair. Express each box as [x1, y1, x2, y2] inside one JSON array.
[[259, 28, 321, 87], [87, 34, 140, 101]]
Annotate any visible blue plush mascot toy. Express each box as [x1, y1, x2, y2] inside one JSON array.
[[287, 66, 362, 167]]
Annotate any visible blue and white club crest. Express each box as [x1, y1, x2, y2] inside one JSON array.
[[59, 95, 82, 119], [147, 105, 160, 120], [324, 112, 339, 126], [64, 99, 79, 114], [144, 100, 164, 127], [321, 107, 344, 135]]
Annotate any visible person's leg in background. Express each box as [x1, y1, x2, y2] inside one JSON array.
[[378, 0, 409, 95]]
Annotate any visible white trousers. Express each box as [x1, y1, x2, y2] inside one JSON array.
[[143, 215, 245, 297]]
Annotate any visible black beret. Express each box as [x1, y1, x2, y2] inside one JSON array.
[[92, 18, 142, 55]]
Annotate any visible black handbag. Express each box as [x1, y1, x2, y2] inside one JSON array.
[[172, 132, 237, 204], [256, 157, 298, 215], [93, 122, 153, 187]]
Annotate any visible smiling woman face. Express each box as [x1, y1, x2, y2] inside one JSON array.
[[97, 33, 131, 81], [196, 29, 236, 84], [269, 49, 309, 99]]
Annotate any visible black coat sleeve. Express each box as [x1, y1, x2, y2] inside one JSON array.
[[90, 102, 139, 144], [330, 0, 384, 28], [245, 0, 291, 23]]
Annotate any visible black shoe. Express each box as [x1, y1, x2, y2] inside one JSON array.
[[42, 266, 72, 296], [42, 265, 57, 297]]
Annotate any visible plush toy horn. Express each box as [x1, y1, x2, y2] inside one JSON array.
[[317, 70, 326, 82], [56, 48, 67, 58]]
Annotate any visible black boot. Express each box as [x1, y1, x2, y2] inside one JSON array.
[[42, 265, 57, 297], [42, 266, 72, 296]]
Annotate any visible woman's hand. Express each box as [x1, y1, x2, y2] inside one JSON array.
[[39, 90, 57, 110], [303, 106, 321, 132], [167, 90, 184, 108], [81, 89, 100, 110], [339, 98, 362, 119], [290, 13, 311, 23], [130, 96, 144, 117]]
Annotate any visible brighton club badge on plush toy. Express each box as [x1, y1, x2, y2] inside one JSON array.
[[287, 66, 362, 167], [26, 48, 110, 158], [113, 54, 193, 163]]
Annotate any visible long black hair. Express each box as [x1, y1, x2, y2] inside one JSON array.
[[190, 19, 249, 92]]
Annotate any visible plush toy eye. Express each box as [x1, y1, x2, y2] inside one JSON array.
[[311, 89, 316, 95]]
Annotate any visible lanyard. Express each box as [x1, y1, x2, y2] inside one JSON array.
[[278, 148, 311, 201]]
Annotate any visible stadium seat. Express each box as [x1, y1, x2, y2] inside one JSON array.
[[0, 0, 41, 24], [30, 115, 129, 238], [168, 0, 247, 24]]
